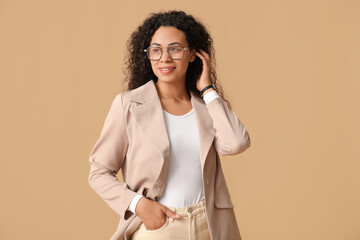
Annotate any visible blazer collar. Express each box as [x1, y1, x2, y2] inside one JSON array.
[[129, 80, 215, 184]]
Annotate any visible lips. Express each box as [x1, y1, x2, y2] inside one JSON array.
[[159, 67, 176, 73], [159, 67, 175, 70]]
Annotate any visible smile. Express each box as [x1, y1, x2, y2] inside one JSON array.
[[159, 67, 175, 73]]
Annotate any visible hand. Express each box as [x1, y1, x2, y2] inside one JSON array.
[[135, 197, 181, 230], [195, 49, 213, 92]]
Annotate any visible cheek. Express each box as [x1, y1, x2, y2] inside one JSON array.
[[178, 61, 190, 72], [150, 62, 158, 74]]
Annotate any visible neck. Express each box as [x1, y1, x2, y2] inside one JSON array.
[[155, 79, 190, 101]]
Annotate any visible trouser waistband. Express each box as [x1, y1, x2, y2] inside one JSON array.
[[166, 200, 206, 217]]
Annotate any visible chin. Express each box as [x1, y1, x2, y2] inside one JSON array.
[[156, 75, 177, 83]]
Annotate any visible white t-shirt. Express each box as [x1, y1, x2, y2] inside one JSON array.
[[156, 107, 204, 207], [128, 90, 219, 213]]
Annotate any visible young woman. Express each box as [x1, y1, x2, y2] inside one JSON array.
[[88, 10, 251, 240]]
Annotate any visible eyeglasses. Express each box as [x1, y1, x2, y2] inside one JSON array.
[[144, 45, 189, 60]]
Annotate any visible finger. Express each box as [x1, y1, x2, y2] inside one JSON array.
[[195, 52, 206, 64], [199, 49, 210, 60], [195, 51, 205, 59], [162, 206, 181, 219], [195, 52, 210, 66], [196, 51, 211, 65]]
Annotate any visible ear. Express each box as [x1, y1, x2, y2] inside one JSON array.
[[189, 48, 196, 62]]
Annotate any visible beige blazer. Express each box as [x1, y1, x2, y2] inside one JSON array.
[[88, 79, 251, 240]]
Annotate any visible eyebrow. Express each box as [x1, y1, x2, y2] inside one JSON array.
[[150, 42, 182, 46]]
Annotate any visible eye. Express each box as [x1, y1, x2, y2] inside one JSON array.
[[170, 47, 181, 52], [150, 47, 161, 53]]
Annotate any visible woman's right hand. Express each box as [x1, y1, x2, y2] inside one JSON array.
[[135, 197, 181, 230]]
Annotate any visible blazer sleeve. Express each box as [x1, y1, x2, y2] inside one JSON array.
[[205, 96, 251, 155], [88, 93, 137, 221]]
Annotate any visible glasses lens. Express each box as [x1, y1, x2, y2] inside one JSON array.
[[148, 47, 162, 60], [169, 46, 184, 59], [146, 46, 185, 60]]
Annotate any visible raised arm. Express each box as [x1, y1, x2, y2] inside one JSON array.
[[205, 94, 251, 155], [195, 49, 251, 156]]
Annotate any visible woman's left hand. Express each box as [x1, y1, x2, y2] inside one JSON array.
[[195, 49, 213, 92]]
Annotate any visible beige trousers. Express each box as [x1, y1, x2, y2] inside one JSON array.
[[130, 200, 211, 240]]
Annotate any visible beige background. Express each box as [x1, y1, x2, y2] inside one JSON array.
[[1, 0, 359, 239]]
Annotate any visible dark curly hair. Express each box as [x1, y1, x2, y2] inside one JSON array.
[[123, 10, 231, 109]]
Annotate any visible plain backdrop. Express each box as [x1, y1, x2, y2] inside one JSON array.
[[1, 0, 359, 239]]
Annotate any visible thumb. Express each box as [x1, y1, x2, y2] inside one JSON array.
[[162, 206, 181, 219]]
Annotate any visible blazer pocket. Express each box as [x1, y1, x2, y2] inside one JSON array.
[[214, 193, 234, 208]]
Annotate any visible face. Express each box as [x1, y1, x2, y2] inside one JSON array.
[[148, 26, 196, 85]]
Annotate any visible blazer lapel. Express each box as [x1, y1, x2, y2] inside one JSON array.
[[190, 91, 216, 170], [129, 80, 216, 181], [129, 80, 170, 169]]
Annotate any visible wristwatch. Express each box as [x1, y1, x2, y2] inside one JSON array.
[[200, 84, 216, 97]]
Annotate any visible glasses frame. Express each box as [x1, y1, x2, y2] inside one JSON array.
[[144, 45, 190, 61]]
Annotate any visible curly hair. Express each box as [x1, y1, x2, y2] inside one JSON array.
[[123, 10, 231, 109]]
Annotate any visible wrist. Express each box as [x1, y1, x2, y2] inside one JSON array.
[[202, 88, 215, 96], [135, 196, 148, 216], [200, 83, 215, 97], [129, 195, 144, 215], [203, 89, 220, 103]]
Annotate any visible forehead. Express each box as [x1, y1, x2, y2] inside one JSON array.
[[150, 26, 188, 46]]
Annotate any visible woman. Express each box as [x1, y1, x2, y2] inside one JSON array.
[[88, 10, 251, 240]]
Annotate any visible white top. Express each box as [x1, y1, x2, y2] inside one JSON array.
[[156, 107, 204, 207], [128, 90, 219, 213]]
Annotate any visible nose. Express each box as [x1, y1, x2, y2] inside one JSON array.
[[160, 48, 172, 62]]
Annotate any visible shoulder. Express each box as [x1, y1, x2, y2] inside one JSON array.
[[113, 80, 157, 107]]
